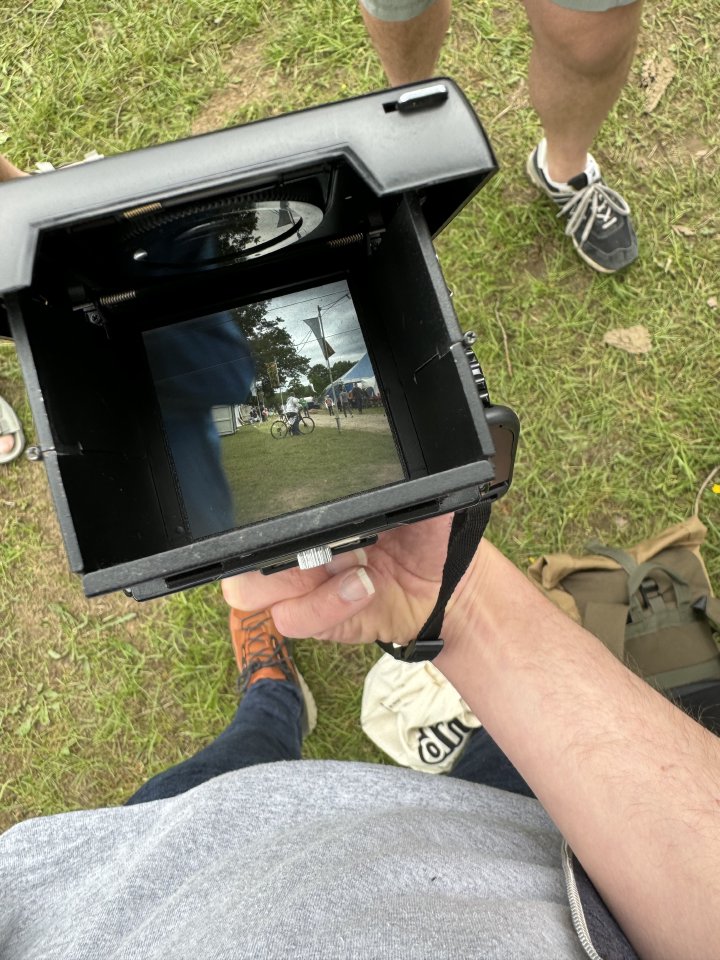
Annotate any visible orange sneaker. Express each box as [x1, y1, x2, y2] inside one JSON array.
[[229, 608, 317, 737]]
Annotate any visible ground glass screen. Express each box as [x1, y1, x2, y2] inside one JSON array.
[[143, 280, 405, 539]]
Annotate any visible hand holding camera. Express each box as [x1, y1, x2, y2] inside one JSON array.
[[222, 513, 462, 647]]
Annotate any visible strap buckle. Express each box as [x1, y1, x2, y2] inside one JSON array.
[[375, 500, 492, 663], [638, 577, 660, 607], [638, 577, 665, 616], [376, 638, 445, 663]]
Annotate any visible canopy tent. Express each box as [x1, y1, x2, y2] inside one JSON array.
[[342, 353, 374, 380], [323, 353, 377, 397]]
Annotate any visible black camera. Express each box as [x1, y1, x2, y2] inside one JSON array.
[[1, 80, 518, 600]]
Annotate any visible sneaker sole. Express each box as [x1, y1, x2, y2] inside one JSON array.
[[0, 396, 25, 464], [296, 668, 318, 738], [525, 151, 616, 276]]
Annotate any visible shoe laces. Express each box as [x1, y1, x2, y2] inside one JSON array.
[[236, 620, 295, 692], [556, 179, 631, 245], [237, 649, 295, 693]]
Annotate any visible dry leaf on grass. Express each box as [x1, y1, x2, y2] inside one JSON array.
[[672, 224, 696, 237], [603, 325, 652, 355], [640, 56, 676, 113]]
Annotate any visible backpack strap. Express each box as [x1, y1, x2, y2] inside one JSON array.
[[583, 601, 631, 661], [586, 542, 637, 575], [575, 542, 636, 660], [562, 537, 720, 692], [578, 556, 695, 663]]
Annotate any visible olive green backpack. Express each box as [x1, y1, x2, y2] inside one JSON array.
[[528, 517, 720, 691]]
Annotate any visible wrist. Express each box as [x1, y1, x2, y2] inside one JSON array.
[[440, 537, 498, 654], [435, 538, 553, 682]]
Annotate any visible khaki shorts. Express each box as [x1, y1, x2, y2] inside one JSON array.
[[361, 0, 637, 20]]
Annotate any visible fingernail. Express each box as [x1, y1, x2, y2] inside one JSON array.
[[339, 568, 375, 602], [325, 547, 368, 574]]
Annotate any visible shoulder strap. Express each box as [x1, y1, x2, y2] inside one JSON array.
[[377, 501, 492, 663], [585, 541, 637, 575], [583, 601, 630, 661]]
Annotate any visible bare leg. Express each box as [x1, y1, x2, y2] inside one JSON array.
[[0, 153, 27, 182], [360, 0, 450, 86], [523, 0, 643, 183]]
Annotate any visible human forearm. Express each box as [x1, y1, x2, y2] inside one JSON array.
[[437, 540, 720, 960], [223, 518, 720, 956]]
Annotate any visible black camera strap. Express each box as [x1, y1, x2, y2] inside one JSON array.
[[376, 500, 492, 662]]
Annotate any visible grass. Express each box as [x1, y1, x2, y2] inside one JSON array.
[[1, 0, 719, 829], [220, 417, 404, 525]]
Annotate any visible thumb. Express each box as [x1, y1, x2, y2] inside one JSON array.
[[271, 567, 376, 639]]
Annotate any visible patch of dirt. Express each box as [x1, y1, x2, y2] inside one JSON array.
[[443, 18, 494, 95], [311, 412, 392, 433], [191, 38, 279, 135], [191, 34, 361, 135], [603, 325, 652, 356], [631, 17, 717, 174], [522, 242, 547, 280], [676, 133, 716, 162], [640, 55, 676, 113], [643, 134, 719, 175]]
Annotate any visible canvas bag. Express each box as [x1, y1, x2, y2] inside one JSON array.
[[361, 655, 481, 773], [527, 517, 720, 691]]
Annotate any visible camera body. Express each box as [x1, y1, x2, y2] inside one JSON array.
[[1, 80, 518, 600]]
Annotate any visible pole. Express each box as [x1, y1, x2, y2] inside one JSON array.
[[317, 306, 341, 432], [272, 359, 285, 414]]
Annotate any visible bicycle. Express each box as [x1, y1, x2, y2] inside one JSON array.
[[270, 412, 315, 439]]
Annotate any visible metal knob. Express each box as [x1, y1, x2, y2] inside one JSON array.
[[297, 546, 333, 570]]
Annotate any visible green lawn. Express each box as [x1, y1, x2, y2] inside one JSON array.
[[220, 419, 404, 525], [1, 0, 718, 829]]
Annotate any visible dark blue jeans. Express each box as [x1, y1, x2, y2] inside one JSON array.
[[127, 681, 305, 804], [126, 678, 530, 805], [127, 676, 720, 806]]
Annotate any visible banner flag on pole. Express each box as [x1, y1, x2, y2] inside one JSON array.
[[301, 316, 335, 360]]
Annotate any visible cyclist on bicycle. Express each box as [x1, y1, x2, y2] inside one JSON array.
[[285, 395, 302, 436]]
